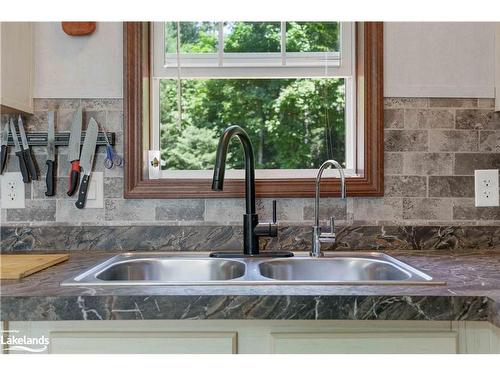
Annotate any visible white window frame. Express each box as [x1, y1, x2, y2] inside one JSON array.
[[150, 21, 357, 179]]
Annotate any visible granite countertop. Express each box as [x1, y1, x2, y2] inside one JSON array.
[[1, 250, 500, 326]]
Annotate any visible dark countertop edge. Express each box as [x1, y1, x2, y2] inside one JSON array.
[[1, 294, 498, 327]]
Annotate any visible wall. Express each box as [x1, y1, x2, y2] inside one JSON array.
[[1, 96, 499, 228], [33, 22, 122, 98], [384, 22, 496, 98], [1, 23, 500, 251], [31, 22, 497, 99]]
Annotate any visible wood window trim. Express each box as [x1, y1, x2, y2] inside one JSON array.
[[124, 22, 384, 199]]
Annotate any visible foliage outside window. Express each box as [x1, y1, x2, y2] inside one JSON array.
[[152, 22, 354, 173]]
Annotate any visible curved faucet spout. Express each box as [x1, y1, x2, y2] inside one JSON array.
[[311, 159, 347, 257], [211, 125, 256, 215], [314, 160, 346, 227]]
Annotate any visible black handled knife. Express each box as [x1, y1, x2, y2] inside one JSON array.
[[0, 121, 8, 174], [9, 118, 29, 183], [45, 111, 56, 196], [75, 118, 98, 209], [18, 115, 38, 180]]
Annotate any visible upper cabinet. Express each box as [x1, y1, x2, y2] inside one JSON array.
[[0, 22, 34, 114]]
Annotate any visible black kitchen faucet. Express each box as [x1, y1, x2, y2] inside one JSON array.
[[210, 125, 293, 258]]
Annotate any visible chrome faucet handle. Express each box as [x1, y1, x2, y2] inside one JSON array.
[[319, 217, 336, 241]]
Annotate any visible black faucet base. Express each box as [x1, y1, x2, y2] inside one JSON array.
[[209, 251, 294, 258]]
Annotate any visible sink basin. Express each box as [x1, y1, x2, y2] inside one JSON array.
[[61, 252, 443, 286], [96, 258, 245, 282], [259, 257, 412, 282], [62, 254, 246, 285]]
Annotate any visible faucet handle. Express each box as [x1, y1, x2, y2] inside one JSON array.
[[254, 200, 278, 237], [319, 216, 336, 241], [268, 200, 278, 236]]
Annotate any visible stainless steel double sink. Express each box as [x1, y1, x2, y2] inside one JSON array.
[[61, 252, 444, 286]]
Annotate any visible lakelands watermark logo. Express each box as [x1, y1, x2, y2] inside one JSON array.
[[1, 330, 50, 353]]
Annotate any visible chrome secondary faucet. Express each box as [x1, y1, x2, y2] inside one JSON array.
[[311, 160, 346, 257]]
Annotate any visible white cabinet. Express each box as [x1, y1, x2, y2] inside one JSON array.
[[493, 323, 500, 350], [271, 331, 458, 354], [49, 331, 237, 354], [0, 22, 34, 114], [454, 321, 500, 354], [5, 320, 500, 354]]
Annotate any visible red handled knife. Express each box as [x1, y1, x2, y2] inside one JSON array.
[[67, 106, 82, 196]]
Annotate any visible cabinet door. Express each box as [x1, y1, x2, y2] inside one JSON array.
[[492, 325, 500, 353], [49, 331, 237, 354], [271, 332, 458, 354], [0, 22, 33, 114]]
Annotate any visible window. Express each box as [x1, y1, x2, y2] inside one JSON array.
[[150, 22, 356, 179], [123, 22, 384, 198]]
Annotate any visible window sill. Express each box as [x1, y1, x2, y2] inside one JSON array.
[[158, 168, 358, 180]]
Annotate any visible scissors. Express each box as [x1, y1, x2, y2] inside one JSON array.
[[101, 124, 122, 169]]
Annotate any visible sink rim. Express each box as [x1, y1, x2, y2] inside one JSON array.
[[61, 251, 445, 286]]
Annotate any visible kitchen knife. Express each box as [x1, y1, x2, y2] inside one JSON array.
[[45, 111, 56, 196], [75, 118, 98, 209], [67, 106, 82, 196], [1, 121, 9, 174], [18, 115, 38, 180], [9, 118, 29, 183]]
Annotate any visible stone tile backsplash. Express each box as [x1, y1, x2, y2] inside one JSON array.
[[2, 225, 499, 252], [1, 97, 499, 226]]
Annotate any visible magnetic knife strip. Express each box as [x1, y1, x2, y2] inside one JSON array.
[[6, 132, 115, 146]]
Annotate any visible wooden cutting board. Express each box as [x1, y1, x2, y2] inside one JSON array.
[[0, 254, 69, 279]]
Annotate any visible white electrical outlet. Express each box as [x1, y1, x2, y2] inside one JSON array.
[[1, 172, 26, 209], [474, 169, 499, 207], [84, 172, 104, 208]]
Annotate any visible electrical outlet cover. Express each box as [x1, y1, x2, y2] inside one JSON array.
[[474, 169, 499, 207], [1, 172, 26, 209], [84, 172, 104, 209]]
